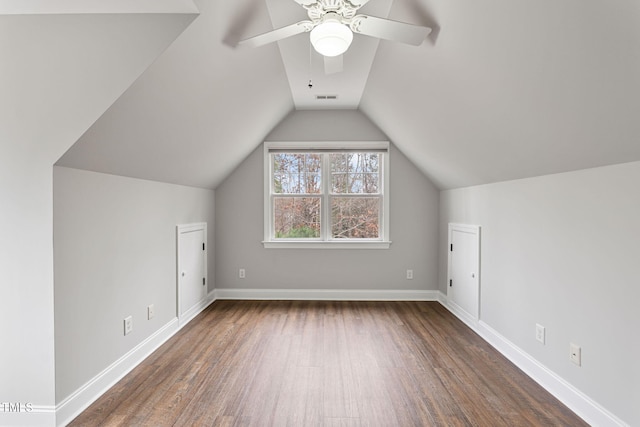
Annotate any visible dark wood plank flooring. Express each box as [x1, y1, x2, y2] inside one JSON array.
[[70, 300, 588, 426]]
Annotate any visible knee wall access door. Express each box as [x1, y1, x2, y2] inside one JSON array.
[[177, 223, 207, 324], [447, 223, 480, 321]]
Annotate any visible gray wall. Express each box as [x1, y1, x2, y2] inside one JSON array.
[[439, 161, 640, 426], [53, 166, 215, 403], [0, 14, 189, 423], [215, 110, 440, 291]]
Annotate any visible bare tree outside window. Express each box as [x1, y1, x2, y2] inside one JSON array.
[[330, 153, 380, 239], [331, 197, 380, 238], [269, 150, 385, 242], [273, 153, 321, 194], [274, 197, 321, 238], [273, 153, 322, 238]]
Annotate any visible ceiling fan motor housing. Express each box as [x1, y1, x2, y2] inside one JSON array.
[[305, 0, 359, 22]]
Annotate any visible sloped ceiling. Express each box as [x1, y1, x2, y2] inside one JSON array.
[[1, 0, 197, 163], [57, 0, 640, 190], [57, 0, 294, 189], [361, 0, 640, 189]]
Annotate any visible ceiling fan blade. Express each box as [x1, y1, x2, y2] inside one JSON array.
[[238, 21, 313, 48], [350, 15, 431, 46], [324, 55, 343, 75]]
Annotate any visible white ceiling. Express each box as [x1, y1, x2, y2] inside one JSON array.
[[56, 0, 640, 190]]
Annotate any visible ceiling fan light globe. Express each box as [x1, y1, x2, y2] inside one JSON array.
[[310, 20, 353, 57]]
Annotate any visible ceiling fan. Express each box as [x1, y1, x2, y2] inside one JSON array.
[[239, 0, 432, 74]]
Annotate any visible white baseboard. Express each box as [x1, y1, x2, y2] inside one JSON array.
[[438, 292, 628, 427], [214, 288, 440, 301], [178, 291, 216, 327], [0, 405, 55, 427], [55, 319, 179, 426], [56, 291, 216, 427], [444, 298, 480, 329]]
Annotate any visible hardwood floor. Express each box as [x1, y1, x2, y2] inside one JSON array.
[[70, 301, 588, 426]]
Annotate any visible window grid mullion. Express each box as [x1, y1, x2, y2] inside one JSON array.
[[322, 153, 331, 241]]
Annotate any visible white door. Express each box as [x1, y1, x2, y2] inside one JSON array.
[[177, 223, 207, 323], [448, 224, 480, 320]]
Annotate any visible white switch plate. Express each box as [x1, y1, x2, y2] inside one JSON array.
[[570, 343, 581, 366], [406, 269, 413, 280], [147, 304, 155, 320], [535, 324, 545, 344], [239, 268, 246, 279], [124, 316, 133, 335]]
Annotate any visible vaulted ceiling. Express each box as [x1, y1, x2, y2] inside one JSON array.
[[52, 0, 640, 190]]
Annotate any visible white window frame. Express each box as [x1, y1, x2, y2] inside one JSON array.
[[263, 141, 391, 249]]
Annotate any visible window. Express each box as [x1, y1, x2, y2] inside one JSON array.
[[264, 142, 390, 248]]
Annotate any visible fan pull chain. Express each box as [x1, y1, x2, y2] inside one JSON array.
[[308, 40, 313, 89]]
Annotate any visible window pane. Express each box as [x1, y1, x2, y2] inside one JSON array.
[[331, 197, 380, 239], [273, 153, 321, 194], [331, 153, 380, 194], [274, 197, 321, 238]]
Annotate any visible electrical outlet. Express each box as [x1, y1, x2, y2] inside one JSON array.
[[535, 324, 545, 344], [124, 316, 133, 335], [239, 268, 246, 279], [570, 343, 581, 366], [148, 304, 155, 320], [406, 269, 413, 280]]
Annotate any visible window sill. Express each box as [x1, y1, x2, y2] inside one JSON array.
[[262, 240, 392, 250]]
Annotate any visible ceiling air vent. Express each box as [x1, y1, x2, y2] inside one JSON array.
[[316, 95, 338, 100]]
